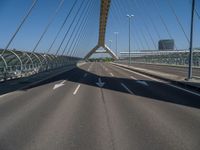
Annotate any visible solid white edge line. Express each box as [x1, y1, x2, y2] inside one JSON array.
[[114, 65, 200, 97], [73, 84, 81, 95], [120, 83, 134, 94], [167, 83, 200, 97]]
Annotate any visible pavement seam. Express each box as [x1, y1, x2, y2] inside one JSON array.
[[97, 63, 116, 150], [100, 88, 116, 150]]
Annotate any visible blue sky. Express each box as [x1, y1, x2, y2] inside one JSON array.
[[106, 0, 200, 53], [0, 0, 199, 57]]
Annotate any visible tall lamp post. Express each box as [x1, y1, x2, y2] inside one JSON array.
[[188, 0, 195, 80], [127, 14, 134, 65], [114, 32, 119, 57]]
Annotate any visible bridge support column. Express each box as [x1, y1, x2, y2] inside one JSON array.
[[84, 0, 118, 60], [84, 44, 118, 60]]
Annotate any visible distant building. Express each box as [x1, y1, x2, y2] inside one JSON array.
[[158, 39, 174, 51]]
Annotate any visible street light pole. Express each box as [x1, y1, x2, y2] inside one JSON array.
[[114, 32, 119, 57], [127, 14, 134, 65], [188, 0, 195, 80]]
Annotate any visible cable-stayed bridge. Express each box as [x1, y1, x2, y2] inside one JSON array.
[[0, 0, 200, 149]]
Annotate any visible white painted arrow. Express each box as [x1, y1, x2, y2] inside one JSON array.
[[136, 80, 149, 86], [53, 80, 66, 90], [96, 78, 105, 87]]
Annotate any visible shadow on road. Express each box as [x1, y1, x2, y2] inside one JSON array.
[[1, 64, 200, 109]]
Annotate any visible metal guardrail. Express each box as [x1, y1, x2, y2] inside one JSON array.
[[0, 49, 81, 82], [0, 61, 79, 82], [118, 51, 200, 67]]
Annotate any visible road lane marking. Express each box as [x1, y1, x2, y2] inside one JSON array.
[[110, 73, 114, 77], [96, 78, 105, 87], [104, 67, 108, 71], [130, 76, 137, 80], [120, 83, 134, 94], [61, 80, 66, 84], [166, 83, 200, 97], [101, 64, 107, 71], [115, 65, 200, 97], [101, 64, 108, 71], [136, 80, 149, 86], [87, 64, 92, 71], [73, 84, 81, 95], [114, 65, 162, 82], [53, 80, 66, 90], [89, 63, 93, 70]]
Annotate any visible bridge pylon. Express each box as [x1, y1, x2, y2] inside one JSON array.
[[84, 44, 118, 60], [84, 0, 118, 60]]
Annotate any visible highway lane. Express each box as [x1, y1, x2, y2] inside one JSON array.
[[22, 63, 114, 150], [117, 62, 200, 78], [100, 63, 200, 149], [0, 65, 76, 95], [0, 63, 91, 149], [0, 62, 200, 149]]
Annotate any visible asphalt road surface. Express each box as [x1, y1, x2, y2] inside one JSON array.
[[118, 62, 200, 78], [0, 62, 200, 150]]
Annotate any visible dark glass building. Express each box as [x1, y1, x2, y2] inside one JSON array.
[[158, 39, 175, 50]]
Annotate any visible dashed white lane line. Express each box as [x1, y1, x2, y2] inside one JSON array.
[[131, 76, 149, 86], [73, 84, 81, 95], [119, 67, 160, 82], [110, 73, 114, 77], [115, 65, 161, 82], [115, 65, 200, 97], [120, 83, 134, 94], [130, 76, 137, 80], [87, 64, 92, 71], [101, 64, 108, 71], [136, 80, 149, 86]]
